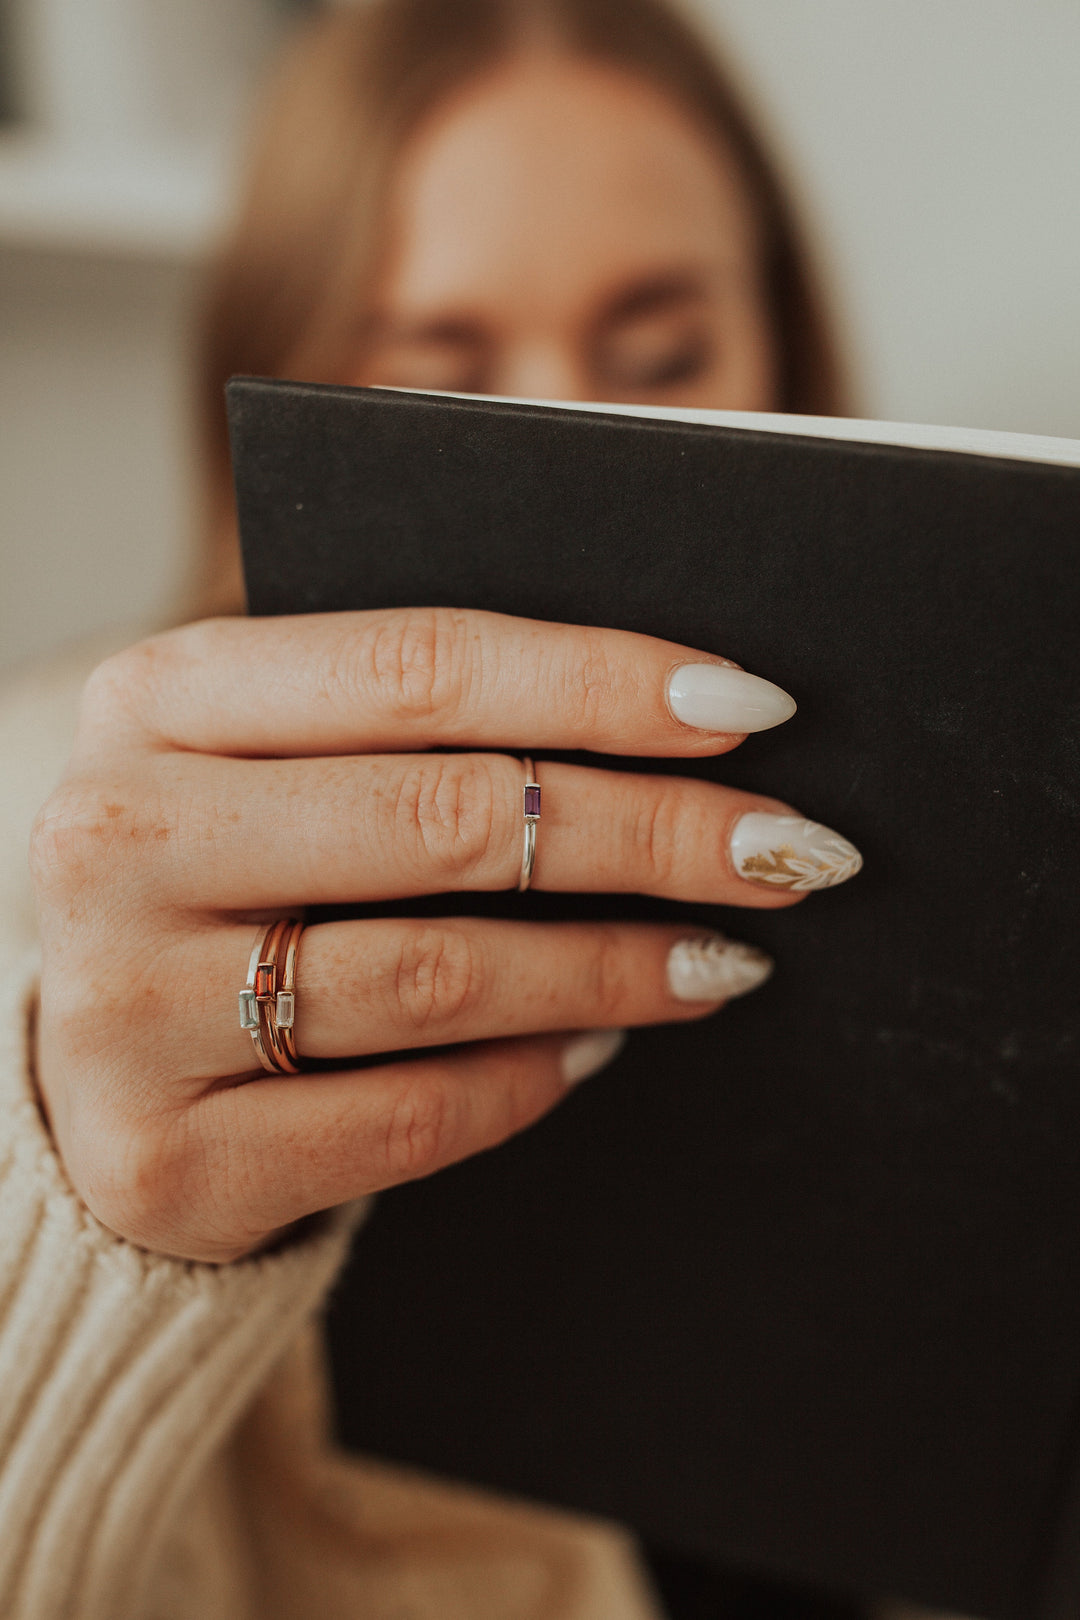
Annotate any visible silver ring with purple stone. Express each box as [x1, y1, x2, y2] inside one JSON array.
[[518, 757, 541, 892]]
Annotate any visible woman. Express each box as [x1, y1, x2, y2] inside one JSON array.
[[0, 2, 864, 1617]]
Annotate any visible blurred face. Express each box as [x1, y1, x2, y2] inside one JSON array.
[[351, 53, 779, 409]]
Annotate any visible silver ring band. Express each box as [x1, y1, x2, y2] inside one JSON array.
[[518, 757, 541, 892]]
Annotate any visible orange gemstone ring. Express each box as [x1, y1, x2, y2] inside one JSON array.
[[239, 918, 304, 1073]]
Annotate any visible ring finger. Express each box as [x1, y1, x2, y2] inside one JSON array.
[[191, 916, 776, 1080]]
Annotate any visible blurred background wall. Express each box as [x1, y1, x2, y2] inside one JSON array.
[[1, 0, 1079, 675]]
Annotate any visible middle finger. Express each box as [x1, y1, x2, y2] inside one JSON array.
[[158, 752, 861, 910]]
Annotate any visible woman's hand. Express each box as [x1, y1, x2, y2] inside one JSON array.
[[30, 609, 858, 1263]]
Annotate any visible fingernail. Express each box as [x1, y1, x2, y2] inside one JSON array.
[[561, 1029, 627, 1086], [731, 812, 863, 891], [667, 934, 774, 1002], [668, 664, 796, 733]]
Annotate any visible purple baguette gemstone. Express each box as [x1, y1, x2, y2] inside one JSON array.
[[524, 783, 541, 818]]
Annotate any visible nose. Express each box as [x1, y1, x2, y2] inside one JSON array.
[[496, 339, 593, 403]]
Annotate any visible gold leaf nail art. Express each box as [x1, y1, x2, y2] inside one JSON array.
[[733, 818, 863, 892]]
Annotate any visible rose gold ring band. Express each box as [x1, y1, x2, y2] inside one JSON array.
[[238, 918, 304, 1074]]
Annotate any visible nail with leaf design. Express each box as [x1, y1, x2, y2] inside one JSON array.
[[731, 813, 863, 892]]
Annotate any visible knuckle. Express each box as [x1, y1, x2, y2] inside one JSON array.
[[78, 621, 220, 747], [587, 926, 632, 1023], [571, 629, 625, 732], [396, 755, 498, 882], [631, 782, 683, 890], [361, 608, 475, 725], [40, 938, 169, 1084], [77, 1103, 241, 1260], [77, 648, 143, 733], [29, 783, 120, 907], [381, 1079, 456, 1182], [72, 1104, 170, 1244], [28, 787, 92, 902], [28, 777, 170, 910], [78, 634, 178, 736], [392, 927, 487, 1032]]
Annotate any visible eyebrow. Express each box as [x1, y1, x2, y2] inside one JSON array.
[[368, 314, 487, 348], [365, 268, 716, 349]]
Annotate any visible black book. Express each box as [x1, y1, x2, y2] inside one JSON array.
[[229, 378, 1080, 1620]]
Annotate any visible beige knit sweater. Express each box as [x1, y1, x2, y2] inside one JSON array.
[[0, 640, 662, 1620]]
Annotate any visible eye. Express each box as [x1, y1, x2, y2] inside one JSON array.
[[595, 309, 715, 392]]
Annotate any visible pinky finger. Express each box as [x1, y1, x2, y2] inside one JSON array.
[[201, 1031, 625, 1240]]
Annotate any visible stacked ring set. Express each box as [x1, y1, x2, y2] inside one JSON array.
[[239, 916, 304, 1074]]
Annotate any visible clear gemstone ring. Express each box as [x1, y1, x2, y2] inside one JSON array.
[[239, 917, 304, 1073]]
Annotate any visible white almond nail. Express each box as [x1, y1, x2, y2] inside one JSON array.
[[668, 664, 796, 733], [731, 813, 863, 892], [667, 935, 774, 1002], [561, 1029, 627, 1086]]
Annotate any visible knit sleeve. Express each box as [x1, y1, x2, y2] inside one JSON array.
[[0, 951, 365, 1620]]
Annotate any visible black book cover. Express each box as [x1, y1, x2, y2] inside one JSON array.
[[229, 377, 1080, 1618]]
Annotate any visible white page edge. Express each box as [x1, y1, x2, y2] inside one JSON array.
[[395, 389, 1080, 471]]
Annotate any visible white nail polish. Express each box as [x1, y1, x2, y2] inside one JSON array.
[[668, 664, 796, 733], [731, 813, 863, 891], [561, 1029, 627, 1086], [667, 935, 774, 1003]]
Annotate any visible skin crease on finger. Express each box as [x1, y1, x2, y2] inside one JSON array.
[[348, 51, 780, 410]]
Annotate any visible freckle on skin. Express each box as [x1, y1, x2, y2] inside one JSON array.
[[104, 804, 125, 818]]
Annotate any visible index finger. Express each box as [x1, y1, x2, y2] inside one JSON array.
[[78, 608, 795, 760]]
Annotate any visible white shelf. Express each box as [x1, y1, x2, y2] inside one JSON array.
[[0, 134, 233, 259]]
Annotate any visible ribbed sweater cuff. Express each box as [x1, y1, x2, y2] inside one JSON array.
[[0, 950, 364, 1620]]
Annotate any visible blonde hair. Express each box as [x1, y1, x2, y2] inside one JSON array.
[[196, 0, 845, 609]]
